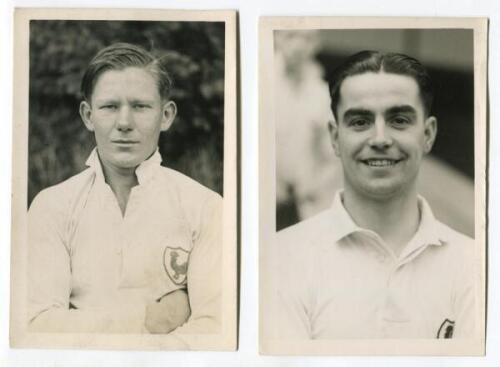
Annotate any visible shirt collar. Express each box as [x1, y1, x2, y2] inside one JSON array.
[[85, 148, 162, 185], [329, 191, 363, 243], [401, 194, 445, 258], [329, 190, 445, 250]]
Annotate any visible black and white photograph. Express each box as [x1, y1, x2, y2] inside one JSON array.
[[260, 17, 487, 355], [10, 8, 237, 351]]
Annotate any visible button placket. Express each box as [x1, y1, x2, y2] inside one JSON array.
[[383, 266, 412, 328], [117, 217, 135, 286], [117, 184, 143, 259], [118, 192, 148, 287], [377, 252, 388, 264], [98, 185, 123, 258], [379, 252, 404, 330], [363, 233, 393, 266], [385, 260, 400, 287], [120, 212, 133, 254], [362, 233, 397, 331], [124, 185, 140, 220]]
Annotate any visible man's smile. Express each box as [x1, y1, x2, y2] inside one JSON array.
[[360, 158, 403, 167]]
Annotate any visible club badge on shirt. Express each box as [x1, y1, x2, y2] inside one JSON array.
[[163, 246, 190, 285], [437, 318, 455, 338]]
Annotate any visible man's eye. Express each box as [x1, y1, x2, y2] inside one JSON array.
[[134, 104, 150, 110], [391, 116, 411, 127], [348, 118, 371, 129], [100, 105, 117, 110]]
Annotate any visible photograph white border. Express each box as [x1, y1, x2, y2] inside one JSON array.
[[259, 16, 487, 356], [10, 7, 237, 351]]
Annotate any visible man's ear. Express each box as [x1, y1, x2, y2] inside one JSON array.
[[80, 101, 94, 132], [423, 115, 438, 153], [328, 119, 340, 157], [160, 100, 177, 132]]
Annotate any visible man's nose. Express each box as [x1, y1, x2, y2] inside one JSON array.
[[368, 118, 393, 149], [116, 106, 133, 131]]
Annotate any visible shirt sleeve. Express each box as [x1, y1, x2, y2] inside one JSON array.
[[27, 189, 145, 333], [28, 189, 72, 327], [452, 240, 476, 338], [169, 192, 222, 336]]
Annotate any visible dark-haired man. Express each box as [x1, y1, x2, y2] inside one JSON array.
[[267, 51, 475, 339], [28, 43, 222, 339]]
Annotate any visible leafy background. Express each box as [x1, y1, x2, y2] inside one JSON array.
[[28, 20, 225, 206]]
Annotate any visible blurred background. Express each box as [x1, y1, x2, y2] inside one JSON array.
[[28, 20, 225, 206], [275, 29, 475, 237]]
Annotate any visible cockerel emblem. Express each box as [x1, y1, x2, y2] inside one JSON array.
[[163, 247, 190, 285]]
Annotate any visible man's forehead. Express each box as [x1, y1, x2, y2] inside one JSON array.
[[337, 72, 423, 114], [91, 67, 160, 100]]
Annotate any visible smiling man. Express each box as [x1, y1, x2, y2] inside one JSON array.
[[267, 51, 475, 340], [27, 43, 222, 339]]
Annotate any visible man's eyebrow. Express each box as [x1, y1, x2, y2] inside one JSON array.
[[342, 108, 373, 120], [94, 98, 118, 104], [129, 98, 155, 104], [385, 105, 417, 115]]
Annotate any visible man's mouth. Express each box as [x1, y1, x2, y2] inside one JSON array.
[[361, 158, 402, 167], [112, 139, 139, 144]]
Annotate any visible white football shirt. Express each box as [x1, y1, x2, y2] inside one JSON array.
[[265, 191, 475, 340], [28, 148, 222, 341]]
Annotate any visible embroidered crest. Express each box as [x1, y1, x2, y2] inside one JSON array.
[[436, 318, 455, 339], [163, 247, 190, 285]]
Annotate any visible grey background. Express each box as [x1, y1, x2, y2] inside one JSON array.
[[275, 29, 475, 237]]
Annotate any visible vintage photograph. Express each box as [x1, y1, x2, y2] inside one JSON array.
[[260, 17, 487, 355], [10, 8, 237, 350]]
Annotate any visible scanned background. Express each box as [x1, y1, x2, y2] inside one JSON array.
[[2, 1, 500, 367]]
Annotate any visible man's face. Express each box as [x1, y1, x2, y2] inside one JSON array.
[[330, 72, 437, 199], [80, 67, 176, 171]]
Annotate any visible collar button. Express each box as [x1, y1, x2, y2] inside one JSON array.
[[377, 254, 387, 263]]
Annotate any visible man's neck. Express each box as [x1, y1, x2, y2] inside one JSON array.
[[342, 187, 420, 257], [100, 160, 139, 216]]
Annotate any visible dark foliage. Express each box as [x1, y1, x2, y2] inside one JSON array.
[[28, 20, 225, 205]]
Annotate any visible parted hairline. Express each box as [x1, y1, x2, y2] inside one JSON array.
[[328, 50, 434, 120], [81, 42, 173, 103]]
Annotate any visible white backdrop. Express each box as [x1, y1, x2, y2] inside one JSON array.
[[1, 0, 499, 366]]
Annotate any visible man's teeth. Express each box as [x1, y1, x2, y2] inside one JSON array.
[[365, 159, 397, 167]]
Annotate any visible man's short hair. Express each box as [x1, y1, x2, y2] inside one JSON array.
[[328, 51, 434, 119], [81, 42, 173, 102]]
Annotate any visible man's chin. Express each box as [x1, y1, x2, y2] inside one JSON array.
[[358, 181, 407, 201], [108, 156, 144, 170], [108, 151, 147, 168]]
